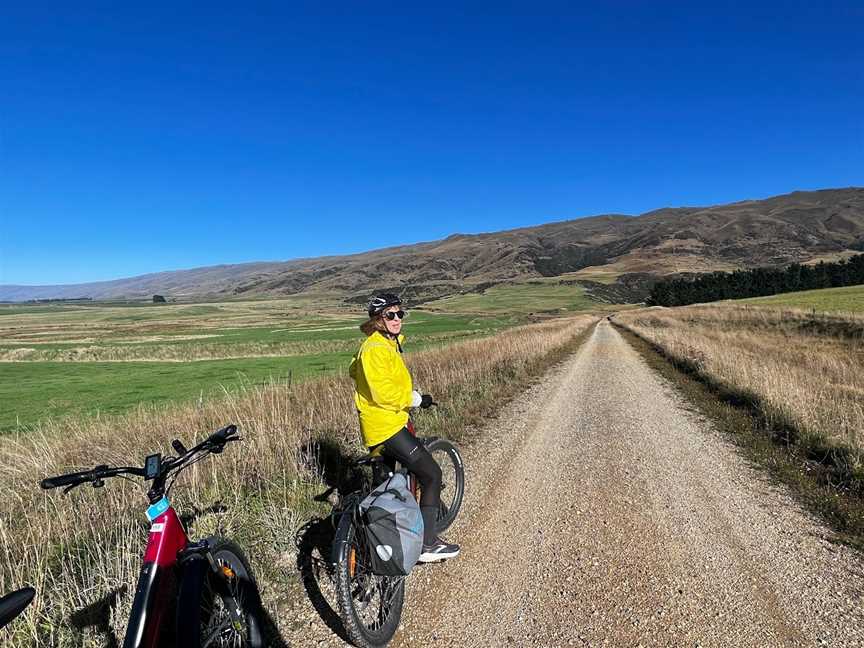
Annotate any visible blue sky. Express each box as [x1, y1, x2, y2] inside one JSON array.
[[1, 1, 862, 285]]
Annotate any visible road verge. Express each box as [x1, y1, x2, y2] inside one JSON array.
[[613, 319, 864, 552]]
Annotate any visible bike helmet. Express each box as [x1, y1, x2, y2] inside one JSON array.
[[367, 293, 402, 318]]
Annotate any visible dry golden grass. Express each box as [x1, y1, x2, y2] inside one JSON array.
[[0, 315, 596, 647], [615, 305, 864, 470]]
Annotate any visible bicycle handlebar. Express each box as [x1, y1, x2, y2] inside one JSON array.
[[40, 470, 96, 490], [40, 465, 145, 490], [39, 424, 239, 492], [178, 424, 238, 460]]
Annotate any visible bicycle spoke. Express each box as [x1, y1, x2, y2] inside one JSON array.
[[382, 577, 405, 608], [347, 564, 404, 632]]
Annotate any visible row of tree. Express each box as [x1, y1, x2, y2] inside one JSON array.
[[646, 254, 864, 307]]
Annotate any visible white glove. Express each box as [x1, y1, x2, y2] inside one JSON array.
[[410, 390, 423, 408]]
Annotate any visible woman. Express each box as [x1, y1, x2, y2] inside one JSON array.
[[349, 292, 460, 562]]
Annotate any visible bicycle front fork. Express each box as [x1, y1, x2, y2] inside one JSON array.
[[178, 540, 244, 629]]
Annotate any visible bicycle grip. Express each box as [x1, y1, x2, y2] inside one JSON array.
[[210, 424, 237, 443], [40, 470, 92, 489]]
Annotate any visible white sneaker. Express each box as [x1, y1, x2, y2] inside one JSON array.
[[418, 538, 460, 563]]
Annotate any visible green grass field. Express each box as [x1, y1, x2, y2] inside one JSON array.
[[0, 298, 517, 432], [0, 354, 348, 430], [742, 284, 864, 313]]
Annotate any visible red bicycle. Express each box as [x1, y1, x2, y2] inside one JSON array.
[[40, 424, 264, 648]]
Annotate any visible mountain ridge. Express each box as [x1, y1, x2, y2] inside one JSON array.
[[3, 187, 863, 303]]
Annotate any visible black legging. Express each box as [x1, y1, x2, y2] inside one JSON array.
[[375, 427, 442, 544]]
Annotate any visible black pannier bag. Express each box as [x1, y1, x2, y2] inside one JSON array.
[[359, 472, 424, 576]]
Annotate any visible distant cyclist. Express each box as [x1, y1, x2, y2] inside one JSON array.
[[349, 292, 460, 562]]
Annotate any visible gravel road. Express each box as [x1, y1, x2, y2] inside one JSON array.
[[289, 320, 864, 647]]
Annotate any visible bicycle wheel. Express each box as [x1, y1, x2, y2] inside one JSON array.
[[333, 510, 405, 648], [181, 537, 264, 648], [425, 438, 465, 535]]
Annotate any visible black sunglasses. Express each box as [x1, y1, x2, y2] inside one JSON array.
[[384, 310, 406, 321]]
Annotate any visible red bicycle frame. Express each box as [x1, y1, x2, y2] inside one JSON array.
[[124, 497, 188, 648]]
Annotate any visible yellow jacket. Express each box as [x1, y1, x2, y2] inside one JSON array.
[[349, 331, 413, 447]]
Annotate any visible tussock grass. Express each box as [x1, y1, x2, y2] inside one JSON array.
[[0, 315, 596, 647], [614, 305, 864, 482], [616, 324, 864, 551]]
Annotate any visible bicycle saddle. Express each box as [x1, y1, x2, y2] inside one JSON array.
[[353, 445, 387, 467], [0, 587, 35, 630]]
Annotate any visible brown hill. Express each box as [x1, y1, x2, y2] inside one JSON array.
[[3, 187, 862, 303]]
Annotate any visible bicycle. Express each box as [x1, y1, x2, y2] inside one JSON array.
[[0, 587, 35, 632], [331, 418, 465, 648], [40, 424, 264, 648]]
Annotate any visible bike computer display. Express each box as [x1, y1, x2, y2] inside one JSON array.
[[144, 453, 161, 480]]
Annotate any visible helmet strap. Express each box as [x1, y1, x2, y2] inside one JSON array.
[[380, 328, 403, 352]]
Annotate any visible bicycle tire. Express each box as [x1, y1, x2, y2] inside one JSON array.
[[333, 510, 405, 648], [178, 537, 264, 648], [424, 438, 465, 534]]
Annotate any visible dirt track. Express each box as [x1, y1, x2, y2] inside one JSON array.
[[293, 320, 864, 647]]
